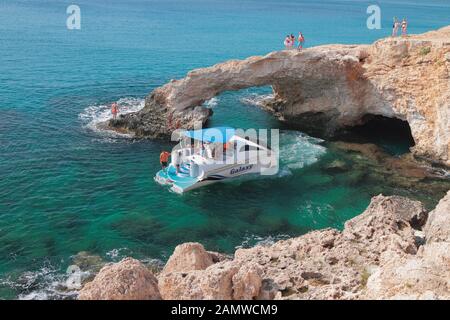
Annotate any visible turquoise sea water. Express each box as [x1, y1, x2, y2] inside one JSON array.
[[1, 0, 449, 299]]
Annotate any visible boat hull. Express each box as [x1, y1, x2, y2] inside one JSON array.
[[155, 162, 273, 193]]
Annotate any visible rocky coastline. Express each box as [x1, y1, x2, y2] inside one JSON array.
[[80, 26, 450, 300], [78, 190, 450, 300], [107, 26, 450, 167]]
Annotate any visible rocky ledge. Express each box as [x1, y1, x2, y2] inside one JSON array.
[[78, 190, 450, 300], [108, 26, 450, 166]]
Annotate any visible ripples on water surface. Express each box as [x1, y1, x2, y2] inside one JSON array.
[[1, 0, 450, 299]]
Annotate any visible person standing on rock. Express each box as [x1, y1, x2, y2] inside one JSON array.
[[392, 17, 400, 37], [111, 102, 119, 120], [298, 32, 305, 50], [284, 35, 291, 50], [401, 18, 408, 36]]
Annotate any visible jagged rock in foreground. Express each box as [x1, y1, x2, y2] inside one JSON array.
[[424, 189, 450, 243], [79, 191, 450, 300], [363, 191, 450, 299], [161, 242, 214, 274], [363, 242, 450, 299], [78, 258, 161, 300], [109, 26, 450, 166]]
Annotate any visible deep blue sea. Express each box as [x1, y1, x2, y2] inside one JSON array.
[[0, 0, 449, 299]]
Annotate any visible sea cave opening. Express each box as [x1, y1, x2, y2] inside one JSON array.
[[335, 114, 416, 156], [202, 88, 416, 157]]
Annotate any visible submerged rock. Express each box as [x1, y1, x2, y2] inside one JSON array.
[[72, 251, 105, 273], [70, 251, 106, 286], [332, 142, 390, 163], [78, 258, 161, 300], [331, 141, 450, 205], [323, 160, 349, 174]]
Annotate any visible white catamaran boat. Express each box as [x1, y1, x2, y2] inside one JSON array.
[[155, 127, 278, 193]]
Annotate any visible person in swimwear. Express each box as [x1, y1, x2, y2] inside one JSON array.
[[298, 32, 305, 50], [222, 142, 229, 161], [200, 142, 206, 157], [111, 102, 119, 120], [290, 34, 296, 48], [175, 150, 182, 174], [160, 151, 170, 171], [392, 17, 400, 37], [284, 35, 291, 50], [401, 18, 408, 36]]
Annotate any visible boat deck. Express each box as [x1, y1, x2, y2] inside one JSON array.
[[155, 164, 199, 193]]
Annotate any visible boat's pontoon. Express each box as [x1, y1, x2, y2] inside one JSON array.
[[155, 127, 278, 193]]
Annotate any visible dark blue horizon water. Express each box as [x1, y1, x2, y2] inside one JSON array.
[[1, 0, 449, 299]]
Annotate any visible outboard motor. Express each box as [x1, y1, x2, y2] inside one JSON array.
[[190, 161, 199, 178]]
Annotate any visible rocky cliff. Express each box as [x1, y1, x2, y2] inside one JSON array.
[[78, 191, 450, 300], [109, 26, 450, 166]]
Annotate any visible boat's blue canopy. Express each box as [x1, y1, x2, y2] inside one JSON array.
[[184, 127, 235, 143]]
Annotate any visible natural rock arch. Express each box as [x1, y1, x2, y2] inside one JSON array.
[[110, 26, 450, 166]]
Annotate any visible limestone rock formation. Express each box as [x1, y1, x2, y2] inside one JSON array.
[[363, 242, 450, 300], [162, 242, 214, 274], [158, 252, 261, 300], [109, 26, 450, 166], [158, 261, 240, 300], [78, 192, 450, 300], [232, 262, 263, 300], [148, 195, 439, 300], [363, 191, 450, 299], [78, 258, 161, 300], [424, 190, 450, 243]]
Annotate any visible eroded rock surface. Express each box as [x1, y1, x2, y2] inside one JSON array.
[[78, 258, 161, 300], [162, 242, 214, 274], [158, 261, 239, 300], [363, 191, 450, 299], [109, 26, 450, 166], [79, 192, 450, 300], [363, 242, 450, 300], [424, 190, 450, 243]]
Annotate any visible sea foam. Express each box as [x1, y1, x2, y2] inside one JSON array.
[[278, 131, 327, 175], [78, 97, 145, 138], [240, 94, 274, 107]]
